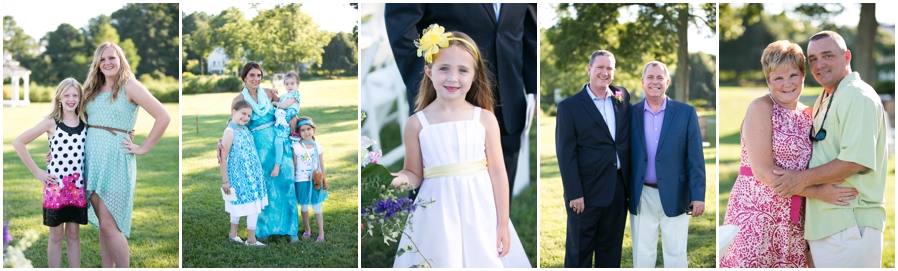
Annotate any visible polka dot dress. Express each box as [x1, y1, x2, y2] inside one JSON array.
[[43, 119, 88, 226]]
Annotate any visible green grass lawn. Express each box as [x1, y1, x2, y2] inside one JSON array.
[[539, 109, 718, 268], [718, 86, 895, 267], [180, 79, 358, 268], [3, 102, 180, 268], [360, 112, 538, 268]]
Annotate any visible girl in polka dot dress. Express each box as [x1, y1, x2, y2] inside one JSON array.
[[12, 78, 89, 268]]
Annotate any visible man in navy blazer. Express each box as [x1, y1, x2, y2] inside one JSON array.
[[628, 61, 705, 268], [556, 50, 631, 268]]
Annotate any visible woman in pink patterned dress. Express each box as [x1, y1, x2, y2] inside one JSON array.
[[720, 40, 859, 268]]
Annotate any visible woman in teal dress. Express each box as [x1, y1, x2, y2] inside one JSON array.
[[229, 61, 299, 241], [81, 42, 171, 267]]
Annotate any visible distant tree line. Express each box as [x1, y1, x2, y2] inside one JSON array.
[[181, 3, 357, 77], [3, 3, 179, 84]]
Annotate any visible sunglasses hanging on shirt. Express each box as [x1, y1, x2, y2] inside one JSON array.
[[810, 90, 834, 142]]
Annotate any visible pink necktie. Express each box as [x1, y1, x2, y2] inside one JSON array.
[[740, 166, 802, 225]]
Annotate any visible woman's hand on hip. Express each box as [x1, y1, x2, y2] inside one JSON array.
[[121, 134, 147, 155]]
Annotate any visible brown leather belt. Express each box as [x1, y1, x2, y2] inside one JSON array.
[[89, 125, 131, 135], [644, 183, 658, 189]]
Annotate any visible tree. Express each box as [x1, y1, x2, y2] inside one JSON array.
[[183, 11, 213, 75], [547, 3, 716, 102], [247, 3, 332, 73], [83, 14, 140, 74], [111, 3, 179, 77], [854, 3, 877, 85], [43, 24, 88, 83], [319, 32, 358, 76], [350, 3, 358, 45], [3, 16, 38, 59], [210, 7, 250, 74]]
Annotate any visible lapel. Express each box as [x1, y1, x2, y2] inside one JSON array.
[[611, 87, 626, 141], [657, 97, 677, 149], [482, 3, 498, 26], [576, 85, 613, 140], [634, 100, 647, 152]]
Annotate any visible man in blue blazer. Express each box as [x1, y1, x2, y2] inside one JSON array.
[[628, 61, 705, 268], [556, 50, 631, 268]]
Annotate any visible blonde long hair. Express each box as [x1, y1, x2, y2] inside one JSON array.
[[82, 42, 134, 109], [48, 78, 86, 122], [415, 31, 494, 113]]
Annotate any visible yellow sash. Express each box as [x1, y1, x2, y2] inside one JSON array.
[[423, 158, 488, 179]]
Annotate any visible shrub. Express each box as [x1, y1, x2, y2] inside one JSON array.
[[875, 80, 895, 95], [214, 76, 243, 93]]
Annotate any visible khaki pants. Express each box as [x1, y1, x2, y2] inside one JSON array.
[[808, 226, 882, 268], [630, 186, 690, 268]]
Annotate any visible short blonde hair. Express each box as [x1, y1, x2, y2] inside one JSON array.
[[49, 78, 86, 122], [761, 40, 806, 80]]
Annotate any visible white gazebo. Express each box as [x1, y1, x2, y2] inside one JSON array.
[[3, 52, 32, 107]]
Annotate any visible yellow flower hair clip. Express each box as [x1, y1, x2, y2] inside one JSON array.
[[414, 24, 479, 64]]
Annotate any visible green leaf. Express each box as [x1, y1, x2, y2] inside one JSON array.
[[395, 247, 407, 258], [361, 163, 397, 206]]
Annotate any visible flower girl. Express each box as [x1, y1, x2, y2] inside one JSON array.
[[390, 24, 531, 268]]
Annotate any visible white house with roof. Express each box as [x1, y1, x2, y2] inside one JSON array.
[[206, 47, 229, 75]]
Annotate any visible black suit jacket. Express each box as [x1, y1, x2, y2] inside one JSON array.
[[556, 84, 631, 207], [385, 3, 537, 137]]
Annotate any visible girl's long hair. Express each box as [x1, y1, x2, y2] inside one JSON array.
[[414, 31, 494, 113], [82, 42, 134, 109], [48, 78, 86, 122]]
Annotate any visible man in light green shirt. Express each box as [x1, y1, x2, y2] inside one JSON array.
[[769, 30, 888, 268]]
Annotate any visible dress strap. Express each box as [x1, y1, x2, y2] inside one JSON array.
[[766, 93, 779, 109], [472, 106, 481, 121], [415, 111, 429, 127]]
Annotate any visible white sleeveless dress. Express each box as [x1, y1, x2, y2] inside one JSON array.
[[393, 107, 531, 268]]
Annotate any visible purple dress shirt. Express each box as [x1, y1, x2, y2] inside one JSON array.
[[643, 97, 668, 185]]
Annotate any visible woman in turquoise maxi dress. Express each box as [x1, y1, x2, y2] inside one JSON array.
[[230, 62, 299, 241], [82, 42, 171, 267]]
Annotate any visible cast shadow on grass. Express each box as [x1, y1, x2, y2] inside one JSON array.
[[181, 155, 359, 267], [2, 135, 180, 267], [181, 105, 358, 161]]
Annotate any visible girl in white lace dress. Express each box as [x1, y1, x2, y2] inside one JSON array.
[[390, 24, 530, 268]]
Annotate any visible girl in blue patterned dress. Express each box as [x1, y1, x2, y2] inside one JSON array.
[[13, 78, 88, 268], [292, 116, 328, 242], [271, 71, 301, 177], [221, 100, 270, 246]]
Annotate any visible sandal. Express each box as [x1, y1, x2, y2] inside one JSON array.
[[316, 237, 325, 242], [245, 240, 266, 246], [302, 232, 311, 239]]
